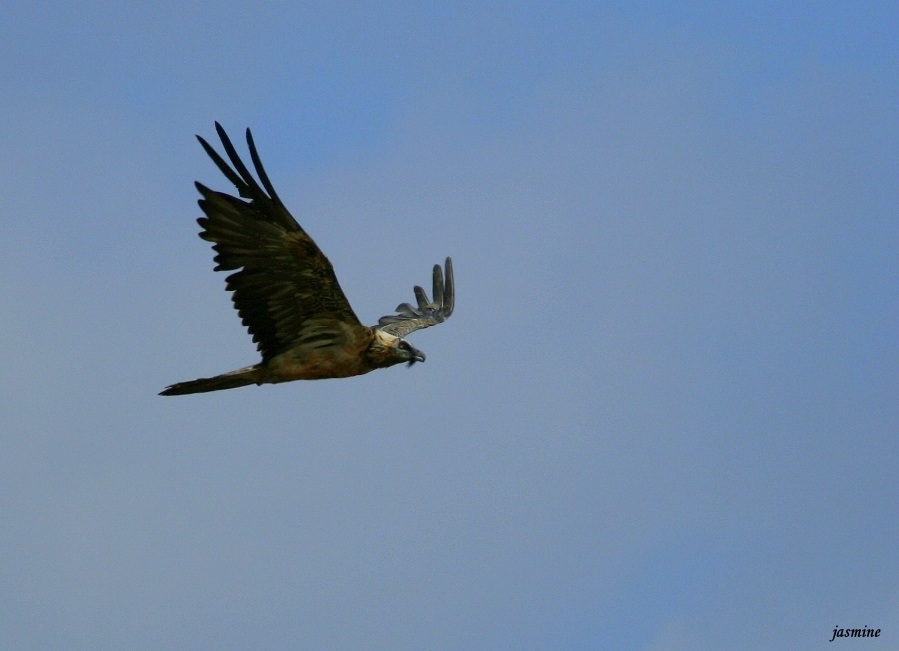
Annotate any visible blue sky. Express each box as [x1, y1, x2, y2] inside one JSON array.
[[1, 3, 897, 650]]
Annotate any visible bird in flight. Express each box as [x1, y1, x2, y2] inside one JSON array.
[[160, 123, 454, 396]]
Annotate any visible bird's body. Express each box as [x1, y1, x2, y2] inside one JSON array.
[[160, 124, 453, 396]]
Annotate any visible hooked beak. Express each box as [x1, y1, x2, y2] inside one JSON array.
[[407, 348, 426, 367]]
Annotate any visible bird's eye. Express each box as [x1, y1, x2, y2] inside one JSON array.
[[399, 341, 411, 351]]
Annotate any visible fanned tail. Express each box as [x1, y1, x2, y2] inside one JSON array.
[[159, 365, 262, 396]]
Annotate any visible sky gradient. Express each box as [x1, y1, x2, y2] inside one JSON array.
[[2, 3, 897, 650]]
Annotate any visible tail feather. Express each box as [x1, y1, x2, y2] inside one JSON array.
[[159, 365, 262, 396]]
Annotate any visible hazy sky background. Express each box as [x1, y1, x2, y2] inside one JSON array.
[[2, 3, 897, 650]]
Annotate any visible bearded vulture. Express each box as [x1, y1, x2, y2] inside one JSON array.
[[160, 123, 454, 396]]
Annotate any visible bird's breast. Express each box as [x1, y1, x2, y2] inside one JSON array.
[[264, 340, 375, 381]]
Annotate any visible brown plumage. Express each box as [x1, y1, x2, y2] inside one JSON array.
[[160, 123, 454, 396]]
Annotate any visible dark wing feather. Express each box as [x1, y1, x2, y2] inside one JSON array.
[[196, 123, 363, 361], [377, 258, 454, 337]]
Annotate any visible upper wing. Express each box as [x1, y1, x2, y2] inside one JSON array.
[[195, 122, 364, 362], [377, 258, 454, 338]]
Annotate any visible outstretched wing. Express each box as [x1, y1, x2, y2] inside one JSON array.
[[195, 122, 364, 362], [377, 258, 454, 338]]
